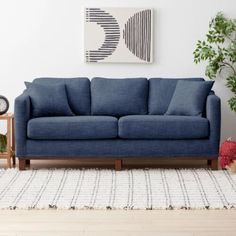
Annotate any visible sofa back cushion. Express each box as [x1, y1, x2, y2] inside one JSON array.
[[91, 77, 148, 116], [148, 78, 204, 115], [33, 77, 91, 115]]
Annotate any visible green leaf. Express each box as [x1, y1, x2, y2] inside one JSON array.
[[193, 12, 236, 112], [0, 134, 7, 153], [228, 97, 236, 112]]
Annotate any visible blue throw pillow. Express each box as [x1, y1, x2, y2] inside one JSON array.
[[25, 82, 74, 117], [148, 78, 204, 115], [165, 80, 214, 116], [33, 78, 91, 115]]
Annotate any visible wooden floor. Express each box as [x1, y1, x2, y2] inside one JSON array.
[[0, 210, 236, 236], [0, 159, 236, 236]]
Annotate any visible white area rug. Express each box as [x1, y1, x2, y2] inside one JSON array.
[[0, 168, 236, 210]]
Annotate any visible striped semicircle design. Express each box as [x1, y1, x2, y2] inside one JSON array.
[[123, 9, 152, 62], [85, 8, 120, 63]]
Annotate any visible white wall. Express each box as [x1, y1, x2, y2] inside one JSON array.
[[0, 0, 235, 141]]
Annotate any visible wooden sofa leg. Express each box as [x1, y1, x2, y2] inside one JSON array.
[[19, 159, 26, 171], [26, 159, 30, 166], [115, 159, 122, 171], [210, 159, 218, 170], [207, 160, 212, 168]]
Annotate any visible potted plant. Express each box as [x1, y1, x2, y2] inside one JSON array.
[[194, 13, 236, 171], [193, 12, 236, 112], [0, 133, 7, 153]]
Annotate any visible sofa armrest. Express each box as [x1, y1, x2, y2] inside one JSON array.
[[206, 94, 221, 144], [14, 92, 31, 156]]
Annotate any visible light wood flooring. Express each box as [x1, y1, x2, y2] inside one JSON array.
[[0, 159, 235, 236]]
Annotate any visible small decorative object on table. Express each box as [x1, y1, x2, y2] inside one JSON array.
[[219, 138, 236, 172], [0, 95, 9, 115]]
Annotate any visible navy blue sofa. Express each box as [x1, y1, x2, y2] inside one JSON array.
[[14, 77, 221, 170]]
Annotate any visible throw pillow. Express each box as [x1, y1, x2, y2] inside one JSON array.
[[148, 78, 204, 115], [25, 82, 74, 117], [165, 80, 214, 116], [32, 78, 91, 115]]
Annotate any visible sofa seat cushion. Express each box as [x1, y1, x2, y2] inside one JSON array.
[[28, 116, 118, 140], [119, 115, 209, 139]]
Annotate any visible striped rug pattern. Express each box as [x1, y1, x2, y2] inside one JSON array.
[[0, 169, 235, 210]]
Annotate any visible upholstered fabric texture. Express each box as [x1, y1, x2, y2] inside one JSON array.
[[165, 80, 214, 116], [14, 77, 221, 159], [206, 94, 221, 149], [27, 116, 118, 140], [91, 77, 148, 116], [33, 77, 91, 115], [119, 115, 209, 139], [148, 78, 204, 115], [14, 92, 30, 156], [25, 82, 74, 117], [23, 139, 219, 158]]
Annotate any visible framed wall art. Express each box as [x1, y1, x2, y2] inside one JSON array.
[[84, 8, 153, 63]]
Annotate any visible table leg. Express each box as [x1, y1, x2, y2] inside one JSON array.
[[12, 117, 16, 166], [7, 117, 11, 168]]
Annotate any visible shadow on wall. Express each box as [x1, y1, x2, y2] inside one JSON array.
[[214, 79, 236, 142]]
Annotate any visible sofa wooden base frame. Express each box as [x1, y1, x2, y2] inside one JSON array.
[[18, 157, 218, 171]]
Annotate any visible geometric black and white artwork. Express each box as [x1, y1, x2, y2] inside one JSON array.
[[84, 8, 153, 63]]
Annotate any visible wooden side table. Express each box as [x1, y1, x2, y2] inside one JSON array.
[[0, 113, 15, 168]]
